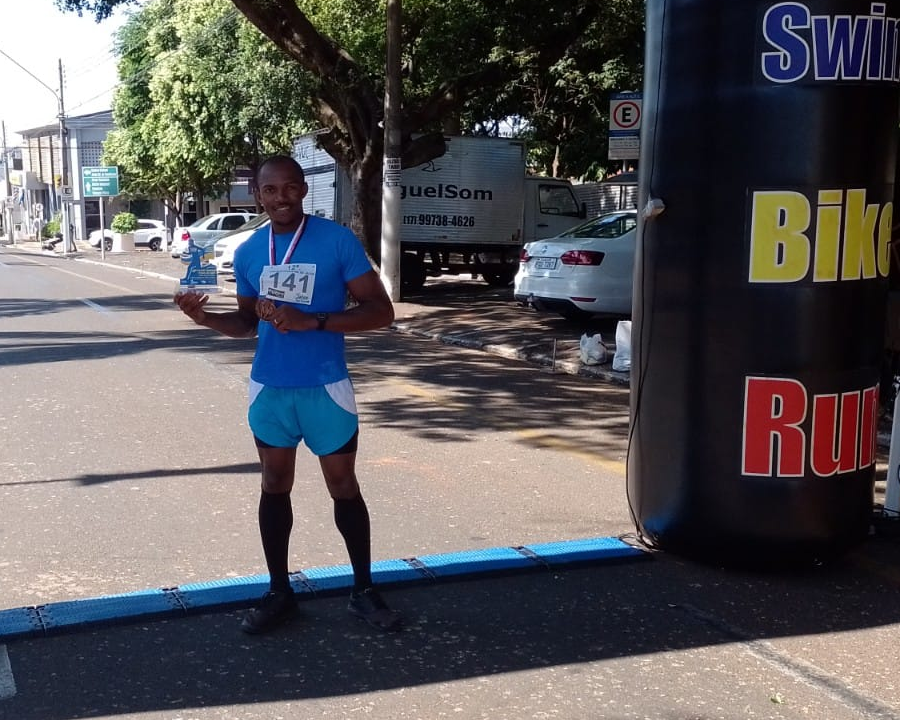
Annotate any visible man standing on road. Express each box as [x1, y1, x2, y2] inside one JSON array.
[[174, 155, 401, 634]]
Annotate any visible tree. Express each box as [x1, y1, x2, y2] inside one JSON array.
[[493, 0, 645, 180], [102, 0, 311, 219], [59, 0, 645, 258]]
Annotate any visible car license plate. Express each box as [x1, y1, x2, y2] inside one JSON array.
[[535, 257, 557, 270]]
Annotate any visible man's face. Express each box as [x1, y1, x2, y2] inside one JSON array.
[[255, 162, 309, 231]]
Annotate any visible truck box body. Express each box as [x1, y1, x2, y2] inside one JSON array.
[[292, 133, 583, 287], [573, 175, 639, 217], [293, 132, 348, 223], [397, 137, 526, 248]]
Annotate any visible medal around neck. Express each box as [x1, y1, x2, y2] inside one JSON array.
[[177, 240, 221, 294]]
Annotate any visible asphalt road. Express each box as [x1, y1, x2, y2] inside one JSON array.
[[1, 244, 900, 720]]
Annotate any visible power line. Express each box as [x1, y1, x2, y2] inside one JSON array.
[[0, 48, 63, 109]]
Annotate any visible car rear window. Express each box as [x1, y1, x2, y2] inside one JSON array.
[[564, 213, 637, 239]]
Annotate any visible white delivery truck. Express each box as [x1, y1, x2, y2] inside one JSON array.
[[293, 133, 585, 289]]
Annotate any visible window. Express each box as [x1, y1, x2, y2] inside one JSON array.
[[563, 213, 637, 239], [221, 215, 247, 230], [538, 185, 581, 217], [81, 142, 103, 167]]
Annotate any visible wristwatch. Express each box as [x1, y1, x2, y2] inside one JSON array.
[[316, 312, 329, 331]]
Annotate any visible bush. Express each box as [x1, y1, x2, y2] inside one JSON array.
[[42, 214, 61, 239], [111, 212, 139, 233]]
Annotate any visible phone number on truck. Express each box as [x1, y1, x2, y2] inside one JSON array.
[[402, 214, 476, 227]]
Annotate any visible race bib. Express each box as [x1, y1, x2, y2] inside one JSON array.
[[259, 263, 317, 305]]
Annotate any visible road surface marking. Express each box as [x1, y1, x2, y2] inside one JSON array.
[[678, 603, 899, 720], [48, 265, 137, 295], [79, 298, 113, 314], [0, 645, 16, 700]]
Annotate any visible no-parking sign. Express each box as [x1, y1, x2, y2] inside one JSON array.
[[609, 92, 642, 160], [610, 93, 642, 132]]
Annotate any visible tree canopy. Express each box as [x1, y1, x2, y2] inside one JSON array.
[[102, 0, 310, 218], [59, 0, 645, 256]]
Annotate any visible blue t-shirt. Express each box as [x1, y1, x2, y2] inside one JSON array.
[[234, 215, 374, 387]]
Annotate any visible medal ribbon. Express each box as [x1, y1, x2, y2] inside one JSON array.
[[269, 214, 308, 266]]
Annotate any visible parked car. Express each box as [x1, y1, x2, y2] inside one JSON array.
[[514, 210, 638, 319], [212, 214, 270, 276], [88, 219, 166, 251], [169, 212, 256, 257]]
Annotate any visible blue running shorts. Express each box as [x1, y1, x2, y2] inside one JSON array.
[[248, 378, 359, 456]]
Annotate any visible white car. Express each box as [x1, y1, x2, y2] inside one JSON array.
[[212, 214, 270, 275], [514, 210, 638, 319], [88, 219, 166, 251], [169, 212, 256, 257]]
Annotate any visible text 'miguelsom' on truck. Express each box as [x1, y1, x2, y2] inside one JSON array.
[[293, 134, 586, 291]]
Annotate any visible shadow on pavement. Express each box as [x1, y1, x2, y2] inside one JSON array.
[[4, 542, 900, 719], [0, 307, 632, 456]]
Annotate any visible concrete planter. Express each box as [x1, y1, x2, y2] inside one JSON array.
[[111, 232, 135, 252]]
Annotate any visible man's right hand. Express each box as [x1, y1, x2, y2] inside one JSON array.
[[256, 298, 277, 322], [174, 290, 209, 326]]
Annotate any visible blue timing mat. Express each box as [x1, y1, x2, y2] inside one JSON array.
[[0, 536, 646, 641]]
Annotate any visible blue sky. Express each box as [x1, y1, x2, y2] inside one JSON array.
[[0, 0, 132, 148]]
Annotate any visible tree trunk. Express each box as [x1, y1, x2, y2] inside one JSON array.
[[346, 138, 385, 265], [442, 115, 461, 135]]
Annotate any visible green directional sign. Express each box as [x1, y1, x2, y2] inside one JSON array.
[[82, 166, 120, 197]]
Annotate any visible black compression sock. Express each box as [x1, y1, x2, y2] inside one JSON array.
[[259, 489, 293, 594], [333, 492, 372, 591]]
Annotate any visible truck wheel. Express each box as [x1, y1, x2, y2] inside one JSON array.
[[400, 253, 427, 293], [481, 266, 517, 287]]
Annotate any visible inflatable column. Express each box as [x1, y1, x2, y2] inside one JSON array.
[[628, 0, 900, 564]]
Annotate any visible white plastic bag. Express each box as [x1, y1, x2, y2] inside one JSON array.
[[612, 321, 632, 372], [579, 333, 607, 365]]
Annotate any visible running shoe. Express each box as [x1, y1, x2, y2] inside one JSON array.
[[348, 587, 402, 631], [240, 590, 298, 634]]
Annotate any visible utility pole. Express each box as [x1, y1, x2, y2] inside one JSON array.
[[1, 120, 14, 246], [380, 0, 402, 301], [58, 59, 74, 253]]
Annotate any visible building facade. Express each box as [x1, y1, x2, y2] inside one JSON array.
[[18, 110, 130, 241], [16, 109, 256, 243]]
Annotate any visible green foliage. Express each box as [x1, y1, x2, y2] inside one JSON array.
[[477, 0, 646, 179], [111, 212, 139, 233], [295, 0, 645, 178], [85, 0, 644, 180], [54, 0, 129, 20], [42, 214, 61, 239], [62, 0, 646, 251], [102, 0, 311, 211]]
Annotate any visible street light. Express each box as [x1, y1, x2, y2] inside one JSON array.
[[0, 49, 73, 252]]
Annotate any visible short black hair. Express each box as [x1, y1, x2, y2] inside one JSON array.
[[254, 155, 305, 185]]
